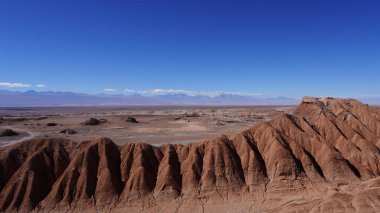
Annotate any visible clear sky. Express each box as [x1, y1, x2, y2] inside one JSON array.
[[0, 0, 379, 98]]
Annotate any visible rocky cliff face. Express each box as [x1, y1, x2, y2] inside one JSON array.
[[1, 97, 380, 212]]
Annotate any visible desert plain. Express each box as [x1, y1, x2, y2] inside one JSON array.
[[0, 105, 294, 147]]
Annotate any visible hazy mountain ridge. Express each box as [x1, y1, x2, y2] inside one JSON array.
[[0, 90, 300, 106]]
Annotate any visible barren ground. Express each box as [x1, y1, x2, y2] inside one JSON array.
[[0, 106, 295, 147]]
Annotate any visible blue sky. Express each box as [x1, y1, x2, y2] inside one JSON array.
[[0, 0, 379, 98]]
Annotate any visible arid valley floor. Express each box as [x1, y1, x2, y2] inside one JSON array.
[[0, 105, 294, 147]]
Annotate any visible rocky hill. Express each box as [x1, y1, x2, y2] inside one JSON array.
[[1, 97, 380, 212]]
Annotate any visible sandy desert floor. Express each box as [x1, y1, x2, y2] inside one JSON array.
[[0, 106, 295, 146]]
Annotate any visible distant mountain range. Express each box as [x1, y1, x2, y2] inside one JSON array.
[[1, 90, 379, 107], [0, 90, 300, 107]]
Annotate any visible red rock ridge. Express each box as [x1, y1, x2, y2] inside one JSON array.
[[1, 97, 380, 212]]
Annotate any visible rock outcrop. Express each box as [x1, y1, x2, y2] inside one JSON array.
[[59, 129, 77, 135], [82, 118, 106, 126], [0, 129, 19, 137], [126, 117, 139, 123], [1, 97, 380, 212]]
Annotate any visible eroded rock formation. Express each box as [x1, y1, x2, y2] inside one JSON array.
[[1, 97, 380, 212]]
